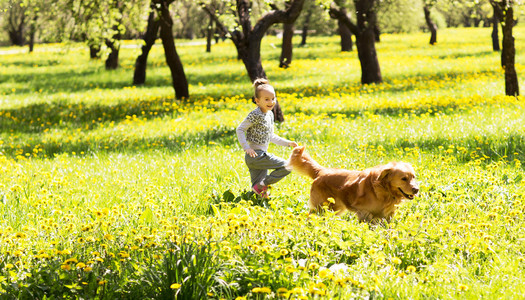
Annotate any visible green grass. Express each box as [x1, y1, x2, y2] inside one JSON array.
[[0, 27, 525, 299]]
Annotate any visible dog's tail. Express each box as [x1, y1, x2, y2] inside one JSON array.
[[286, 146, 324, 179]]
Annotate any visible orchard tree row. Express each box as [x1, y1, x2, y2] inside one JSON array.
[[0, 0, 521, 108]]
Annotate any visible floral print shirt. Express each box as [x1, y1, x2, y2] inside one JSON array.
[[236, 107, 291, 151]]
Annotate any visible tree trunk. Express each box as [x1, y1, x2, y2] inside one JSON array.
[[105, 38, 120, 70], [133, 10, 160, 85], [374, 24, 380, 42], [206, 16, 213, 53], [272, 101, 284, 123], [89, 44, 101, 59], [158, 1, 189, 99], [355, 1, 382, 84], [339, 18, 353, 52], [356, 28, 382, 84], [491, 5, 501, 51], [28, 34, 35, 52], [329, 1, 382, 84], [424, 5, 437, 45], [237, 40, 266, 82], [300, 8, 312, 46], [28, 17, 36, 53], [501, 7, 519, 96], [279, 22, 294, 68], [8, 29, 25, 46]]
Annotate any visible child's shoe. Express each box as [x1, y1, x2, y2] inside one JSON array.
[[252, 183, 268, 199]]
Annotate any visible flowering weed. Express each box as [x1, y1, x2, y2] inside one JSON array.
[[1, 27, 525, 299]]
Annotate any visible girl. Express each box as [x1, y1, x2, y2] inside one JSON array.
[[236, 78, 298, 198]]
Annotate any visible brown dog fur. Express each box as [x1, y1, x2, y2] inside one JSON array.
[[287, 146, 419, 222]]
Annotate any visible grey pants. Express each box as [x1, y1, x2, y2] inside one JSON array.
[[245, 150, 291, 187]]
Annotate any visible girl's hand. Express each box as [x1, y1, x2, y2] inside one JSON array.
[[246, 148, 257, 158], [289, 141, 298, 148]]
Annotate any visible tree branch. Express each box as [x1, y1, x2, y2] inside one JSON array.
[[251, 0, 305, 39], [200, 3, 238, 43], [328, 4, 358, 35]]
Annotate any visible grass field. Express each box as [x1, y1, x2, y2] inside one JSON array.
[[1, 27, 525, 299]]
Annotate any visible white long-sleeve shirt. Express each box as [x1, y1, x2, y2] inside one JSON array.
[[236, 107, 291, 151]]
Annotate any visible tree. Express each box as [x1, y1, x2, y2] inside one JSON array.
[[133, 2, 160, 85], [331, 0, 353, 51], [328, 0, 382, 84], [202, 0, 305, 80], [423, 0, 438, 45], [299, 3, 313, 46], [48, 0, 149, 66], [3, 0, 27, 46], [202, 0, 306, 122], [154, 0, 189, 99], [277, 1, 294, 68], [489, 0, 519, 96], [490, 1, 501, 51]]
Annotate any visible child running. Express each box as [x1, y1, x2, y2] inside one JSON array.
[[236, 78, 298, 198]]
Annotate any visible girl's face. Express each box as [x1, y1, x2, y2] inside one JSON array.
[[255, 88, 276, 113]]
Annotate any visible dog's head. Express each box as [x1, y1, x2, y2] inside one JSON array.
[[376, 162, 419, 200], [286, 146, 306, 171]]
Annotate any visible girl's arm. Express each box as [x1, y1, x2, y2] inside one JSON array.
[[236, 118, 252, 151], [270, 133, 296, 147]]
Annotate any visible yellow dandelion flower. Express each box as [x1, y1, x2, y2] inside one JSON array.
[[374, 256, 386, 264], [64, 258, 78, 264], [170, 283, 181, 290], [318, 268, 333, 279], [391, 257, 402, 265], [280, 249, 289, 256], [406, 265, 416, 273], [290, 287, 305, 294], [14, 232, 27, 239], [458, 284, 469, 291], [76, 262, 86, 269]]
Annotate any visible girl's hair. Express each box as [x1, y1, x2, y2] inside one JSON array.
[[252, 78, 273, 103]]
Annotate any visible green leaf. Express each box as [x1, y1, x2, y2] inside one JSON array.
[[139, 207, 155, 224], [210, 204, 221, 218], [223, 190, 235, 202]]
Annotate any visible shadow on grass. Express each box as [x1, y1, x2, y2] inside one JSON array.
[[0, 67, 508, 138], [434, 50, 496, 60], [0, 96, 182, 134], [0, 68, 173, 95], [2, 119, 524, 168], [0, 65, 504, 132]]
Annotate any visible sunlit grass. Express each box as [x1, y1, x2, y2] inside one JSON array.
[[0, 27, 525, 298]]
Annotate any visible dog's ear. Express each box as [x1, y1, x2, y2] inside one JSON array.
[[292, 145, 305, 155], [376, 163, 394, 182], [377, 168, 391, 181]]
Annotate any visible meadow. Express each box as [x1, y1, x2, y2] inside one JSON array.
[[0, 27, 525, 299]]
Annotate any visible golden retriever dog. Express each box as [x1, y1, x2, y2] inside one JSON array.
[[287, 146, 419, 222]]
